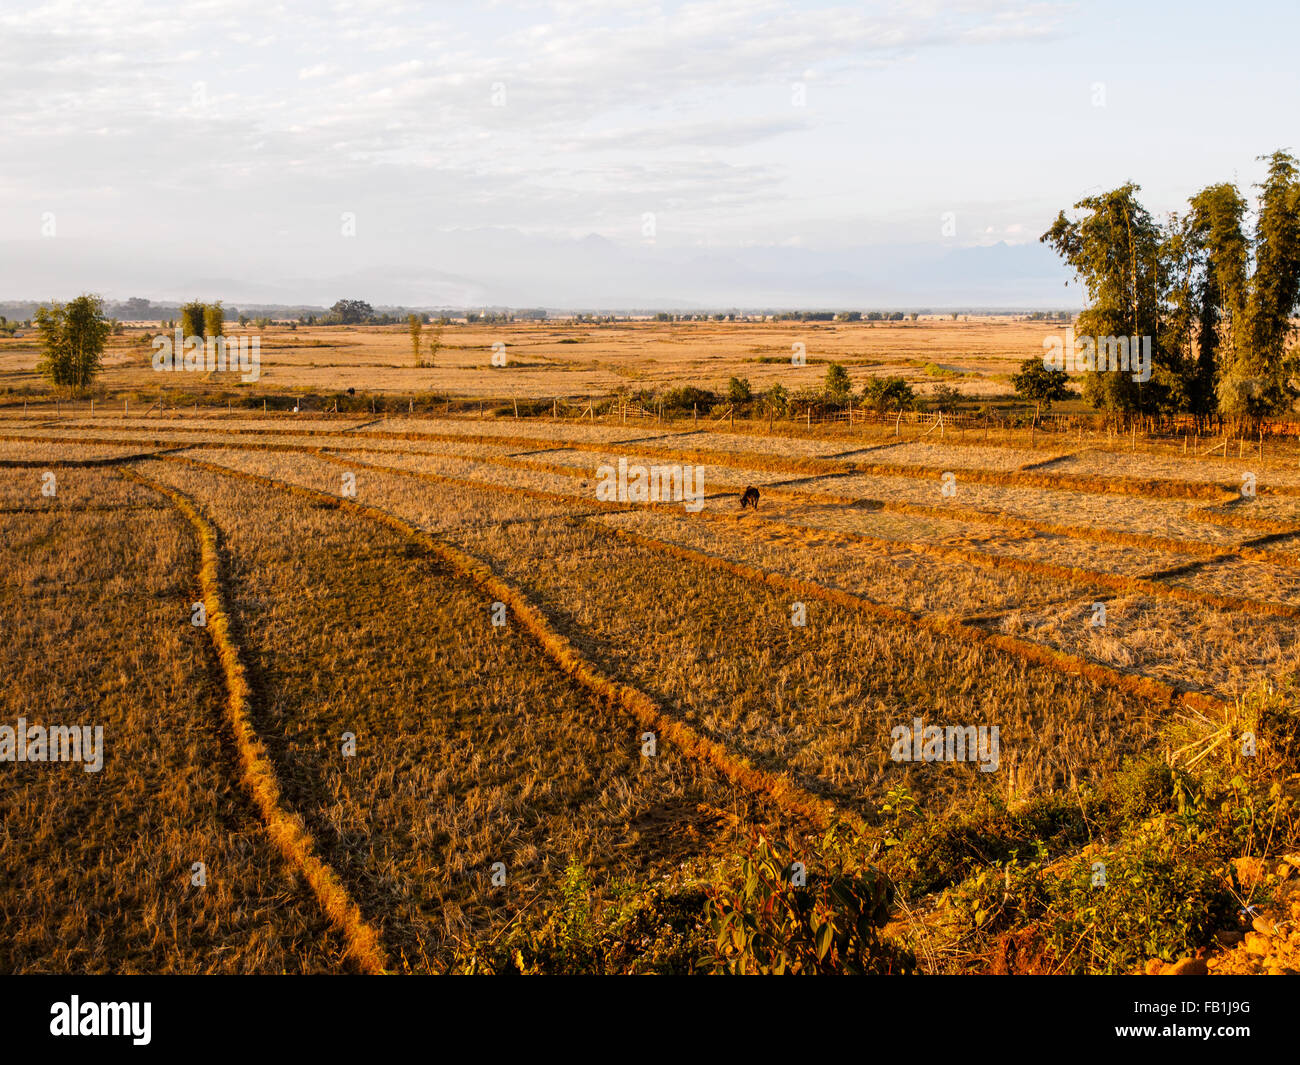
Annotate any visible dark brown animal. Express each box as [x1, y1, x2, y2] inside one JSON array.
[[740, 485, 760, 510]]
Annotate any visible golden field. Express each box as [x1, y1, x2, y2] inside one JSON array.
[[1, 401, 1297, 975], [0, 316, 1063, 402]]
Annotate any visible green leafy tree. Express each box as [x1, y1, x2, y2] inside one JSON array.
[[1225, 151, 1300, 426], [1042, 184, 1166, 421], [331, 299, 374, 324], [727, 376, 752, 404], [824, 362, 852, 404], [203, 301, 224, 339], [426, 322, 443, 365], [763, 383, 789, 417], [1011, 357, 1071, 421], [929, 383, 963, 413], [862, 375, 915, 413], [180, 300, 206, 341], [1181, 184, 1249, 422], [35, 294, 110, 393]]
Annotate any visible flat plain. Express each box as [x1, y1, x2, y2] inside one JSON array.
[[3, 384, 1297, 972]]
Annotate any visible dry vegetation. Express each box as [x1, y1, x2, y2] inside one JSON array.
[[2, 395, 1297, 974], [1, 317, 1053, 401]]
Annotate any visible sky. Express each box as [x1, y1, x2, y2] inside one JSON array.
[[0, 0, 1294, 309]]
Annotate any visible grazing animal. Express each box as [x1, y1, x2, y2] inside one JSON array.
[[740, 485, 760, 510]]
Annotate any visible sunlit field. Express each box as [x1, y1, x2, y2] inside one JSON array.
[[0, 316, 1064, 402], [3, 405, 1297, 975]]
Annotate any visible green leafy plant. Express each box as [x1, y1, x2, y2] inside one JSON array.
[[703, 828, 914, 974]]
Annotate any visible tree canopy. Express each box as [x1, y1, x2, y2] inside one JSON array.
[[1042, 150, 1300, 429], [35, 294, 109, 393]]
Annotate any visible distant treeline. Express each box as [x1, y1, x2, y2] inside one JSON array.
[[0, 298, 1078, 328]]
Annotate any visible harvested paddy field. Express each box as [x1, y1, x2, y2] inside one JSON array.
[[4, 406, 1296, 975]]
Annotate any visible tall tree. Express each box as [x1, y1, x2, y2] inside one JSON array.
[[180, 300, 206, 341], [203, 301, 224, 340], [1223, 150, 1300, 426], [1169, 184, 1249, 425], [408, 314, 423, 366], [1041, 184, 1166, 422], [35, 294, 110, 393]]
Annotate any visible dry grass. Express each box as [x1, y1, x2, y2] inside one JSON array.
[[1, 316, 1058, 399], [121, 465, 390, 974], [0, 469, 348, 972], [121, 454, 777, 969], [6, 403, 1296, 973]]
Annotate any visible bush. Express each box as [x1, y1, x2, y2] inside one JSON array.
[[918, 683, 1299, 973], [929, 384, 963, 413], [763, 383, 790, 417], [703, 828, 915, 974], [661, 386, 718, 413], [452, 861, 710, 975], [824, 362, 852, 404], [863, 375, 916, 412]]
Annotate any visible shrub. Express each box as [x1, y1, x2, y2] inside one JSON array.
[[661, 386, 718, 413], [452, 862, 709, 975], [824, 362, 852, 404], [703, 828, 915, 974], [929, 384, 963, 413], [763, 383, 790, 417], [863, 375, 916, 412]]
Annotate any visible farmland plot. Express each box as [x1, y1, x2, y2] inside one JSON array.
[[6, 409, 1296, 976]]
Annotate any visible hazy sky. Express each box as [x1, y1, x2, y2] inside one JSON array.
[[0, 0, 1294, 307]]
